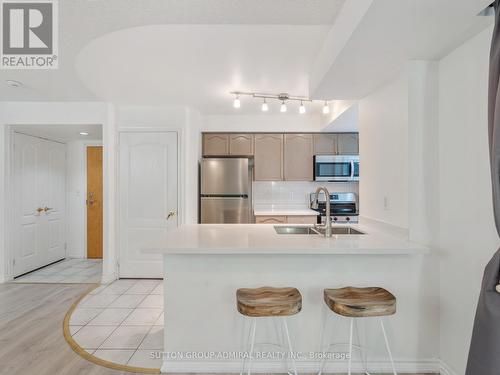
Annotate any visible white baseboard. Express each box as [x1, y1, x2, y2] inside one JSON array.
[[100, 271, 117, 284], [439, 360, 458, 375], [160, 358, 441, 373]]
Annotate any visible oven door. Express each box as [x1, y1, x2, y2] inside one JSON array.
[[314, 155, 354, 182]]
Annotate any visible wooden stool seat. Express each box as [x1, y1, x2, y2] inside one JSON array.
[[324, 287, 396, 318], [237, 286, 302, 317]]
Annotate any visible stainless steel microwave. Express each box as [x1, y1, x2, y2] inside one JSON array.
[[313, 155, 359, 182]]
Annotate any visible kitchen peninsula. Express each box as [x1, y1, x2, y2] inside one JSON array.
[[146, 222, 432, 374]]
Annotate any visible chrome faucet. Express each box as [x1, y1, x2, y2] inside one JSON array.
[[312, 186, 332, 237]]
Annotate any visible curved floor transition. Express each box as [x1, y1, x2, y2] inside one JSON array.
[[63, 279, 163, 373]]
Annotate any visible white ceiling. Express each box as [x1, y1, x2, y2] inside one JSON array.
[[75, 25, 331, 114], [0, 0, 344, 106], [12, 124, 102, 142], [0, 0, 495, 116], [310, 0, 494, 99]]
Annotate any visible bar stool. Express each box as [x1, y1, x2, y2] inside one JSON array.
[[320, 286, 397, 375], [237, 286, 302, 375]]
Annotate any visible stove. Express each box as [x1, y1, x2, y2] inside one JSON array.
[[309, 192, 358, 224]]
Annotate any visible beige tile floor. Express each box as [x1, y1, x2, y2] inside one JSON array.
[[70, 279, 164, 369], [13, 258, 102, 283]]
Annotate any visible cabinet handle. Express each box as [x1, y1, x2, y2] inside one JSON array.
[[167, 210, 177, 220], [36, 207, 44, 213], [43, 207, 53, 213]]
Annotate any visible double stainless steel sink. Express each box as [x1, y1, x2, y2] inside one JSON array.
[[274, 226, 364, 236]]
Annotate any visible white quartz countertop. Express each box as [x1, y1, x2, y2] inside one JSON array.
[[253, 206, 319, 216], [145, 223, 429, 255]]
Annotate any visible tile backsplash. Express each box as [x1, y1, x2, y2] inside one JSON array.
[[253, 181, 359, 207]]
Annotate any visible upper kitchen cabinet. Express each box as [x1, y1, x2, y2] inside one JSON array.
[[313, 133, 338, 154], [284, 134, 313, 181], [254, 134, 283, 181], [337, 133, 359, 155], [229, 134, 254, 155], [203, 133, 229, 156], [312, 133, 359, 155]]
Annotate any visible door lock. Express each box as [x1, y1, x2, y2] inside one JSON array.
[[167, 210, 177, 220], [87, 192, 95, 206]]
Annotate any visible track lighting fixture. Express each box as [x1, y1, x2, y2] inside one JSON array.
[[230, 91, 330, 114]]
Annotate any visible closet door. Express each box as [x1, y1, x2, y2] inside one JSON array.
[[13, 133, 66, 276], [119, 132, 178, 278], [44, 140, 67, 264]]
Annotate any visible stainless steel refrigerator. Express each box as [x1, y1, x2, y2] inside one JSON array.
[[199, 157, 254, 223]]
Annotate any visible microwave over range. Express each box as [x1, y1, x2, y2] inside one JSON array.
[[313, 155, 359, 182]]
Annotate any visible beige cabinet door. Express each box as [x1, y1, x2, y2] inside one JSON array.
[[229, 134, 254, 155], [337, 133, 359, 155], [203, 133, 229, 156], [255, 216, 286, 224], [313, 134, 337, 155], [284, 134, 313, 181], [254, 134, 283, 181]]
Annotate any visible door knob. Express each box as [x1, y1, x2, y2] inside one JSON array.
[[43, 207, 53, 213], [87, 192, 95, 206], [167, 210, 177, 220]]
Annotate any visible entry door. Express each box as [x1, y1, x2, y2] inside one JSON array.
[[87, 146, 103, 259], [13, 133, 66, 276], [119, 132, 178, 278]]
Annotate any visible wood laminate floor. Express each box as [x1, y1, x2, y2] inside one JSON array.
[[0, 282, 438, 375], [0, 282, 135, 375]]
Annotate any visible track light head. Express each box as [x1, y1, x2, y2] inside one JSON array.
[[299, 101, 306, 114], [233, 95, 241, 109], [280, 100, 287, 113], [322, 101, 330, 114], [261, 99, 269, 112]]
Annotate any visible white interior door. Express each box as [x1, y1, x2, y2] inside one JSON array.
[[13, 133, 66, 277], [45, 141, 67, 264], [119, 132, 178, 278]]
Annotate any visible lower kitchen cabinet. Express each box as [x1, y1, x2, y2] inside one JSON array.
[[255, 216, 286, 224], [255, 215, 317, 224]]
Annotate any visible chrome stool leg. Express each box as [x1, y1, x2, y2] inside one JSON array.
[[380, 318, 397, 375], [243, 317, 257, 375], [354, 319, 370, 375], [282, 317, 298, 375], [347, 317, 354, 375]]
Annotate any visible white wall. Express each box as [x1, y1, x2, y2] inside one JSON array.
[[203, 113, 323, 132], [438, 26, 499, 374], [408, 61, 440, 245], [358, 73, 409, 228]]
